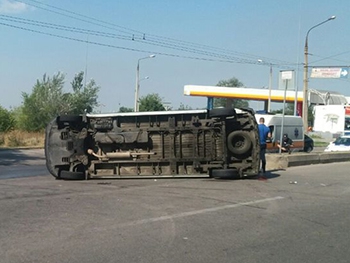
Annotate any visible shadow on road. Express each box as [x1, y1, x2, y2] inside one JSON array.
[[0, 148, 45, 166]]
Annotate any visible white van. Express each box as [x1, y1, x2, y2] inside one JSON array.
[[255, 114, 305, 153]]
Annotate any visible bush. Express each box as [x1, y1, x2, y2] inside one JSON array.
[[0, 131, 45, 148], [0, 133, 4, 146], [0, 106, 15, 132], [7, 131, 23, 147]]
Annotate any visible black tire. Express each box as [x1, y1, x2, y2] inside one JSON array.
[[227, 131, 252, 155], [304, 145, 313, 153], [59, 170, 86, 180], [211, 169, 240, 179], [58, 115, 82, 123], [208, 108, 236, 118]]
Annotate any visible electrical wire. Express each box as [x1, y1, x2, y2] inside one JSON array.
[[13, 0, 295, 67], [309, 51, 350, 65], [11, 0, 350, 74], [0, 14, 283, 65], [0, 21, 268, 64]]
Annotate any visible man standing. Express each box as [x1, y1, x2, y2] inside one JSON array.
[[258, 117, 271, 175]]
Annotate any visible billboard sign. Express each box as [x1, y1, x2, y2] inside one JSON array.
[[310, 67, 349, 78], [278, 70, 295, 90]]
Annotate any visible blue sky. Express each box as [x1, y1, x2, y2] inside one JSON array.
[[0, 0, 349, 111]]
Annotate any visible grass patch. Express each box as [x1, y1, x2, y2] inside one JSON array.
[[314, 141, 329, 147], [0, 131, 45, 148], [309, 134, 323, 139]]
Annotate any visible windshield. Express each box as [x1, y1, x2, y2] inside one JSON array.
[[334, 137, 350, 146], [345, 117, 350, 130]]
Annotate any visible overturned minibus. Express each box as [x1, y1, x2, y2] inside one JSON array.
[[45, 108, 260, 180]]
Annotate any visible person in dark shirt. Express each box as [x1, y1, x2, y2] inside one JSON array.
[[278, 134, 293, 154], [258, 117, 271, 175]]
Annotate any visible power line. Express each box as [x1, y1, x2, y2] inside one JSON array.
[[0, 21, 266, 64], [14, 0, 349, 77], [0, 15, 131, 40], [16, 0, 349, 70], [0, 18, 251, 63], [15, 0, 136, 35], [14, 0, 296, 67], [0, 14, 286, 65], [309, 51, 350, 65]]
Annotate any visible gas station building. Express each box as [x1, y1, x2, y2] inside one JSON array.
[[183, 85, 348, 115]]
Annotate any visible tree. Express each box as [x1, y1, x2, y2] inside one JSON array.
[[271, 103, 314, 126], [119, 106, 133, 112], [214, 77, 249, 108], [0, 106, 15, 132], [67, 72, 100, 114], [20, 72, 100, 131], [138, 93, 165, 112], [178, 103, 192, 110], [10, 106, 25, 131], [271, 103, 294, 115], [21, 72, 67, 131], [308, 105, 314, 127]]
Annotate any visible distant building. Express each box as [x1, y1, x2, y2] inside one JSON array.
[[309, 89, 348, 105], [183, 85, 349, 117]]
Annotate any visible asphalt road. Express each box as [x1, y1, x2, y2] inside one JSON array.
[[0, 148, 46, 179], [0, 150, 349, 263], [0, 147, 326, 179]]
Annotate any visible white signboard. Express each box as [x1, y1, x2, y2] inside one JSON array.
[[310, 67, 349, 78], [281, 70, 293, 80], [278, 70, 295, 90]]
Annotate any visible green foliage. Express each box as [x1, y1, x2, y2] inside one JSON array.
[[272, 104, 313, 124], [0, 106, 15, 132], [139, 93, 165, 112], [285, 103, 295, 115], [10, 107, 25, 130], [309, 133, 322, 139], [21, 72, 66, 131], [118, 106, 134, 112], [0, 133, 4, 145], [216, 77, 243, 87], [271, 103, 294, 115], [19, 72, 100, 131], [308, 105, 314, 127], [214, 77, 249, 108], [178, 103, 192, 110], [67, 72, 100, 114]]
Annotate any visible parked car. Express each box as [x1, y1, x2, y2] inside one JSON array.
[[303, 134, 314, 153], [324, 135, 350, 152]]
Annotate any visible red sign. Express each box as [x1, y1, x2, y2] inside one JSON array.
[[297, 102, 303, 117], [345, 106, 350, 115]]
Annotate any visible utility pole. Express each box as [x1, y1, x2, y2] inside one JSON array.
[[302, 16, 336, 131]]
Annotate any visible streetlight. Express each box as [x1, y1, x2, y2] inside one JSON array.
[[140, 76, 150, 82], [302, 15, 336, 131], [258, 60, 273, 112], [268, 64, 273, 112], [134, 54, 156, 112]]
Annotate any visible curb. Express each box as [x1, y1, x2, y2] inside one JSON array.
[[266, 152, 350, 170]]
